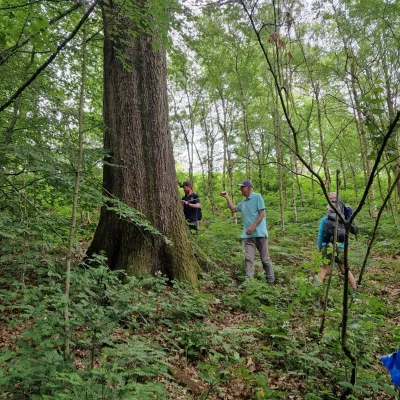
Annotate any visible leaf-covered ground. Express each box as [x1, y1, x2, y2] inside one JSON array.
[[157, 219, 400, 399], [0, 216, 399, 399]]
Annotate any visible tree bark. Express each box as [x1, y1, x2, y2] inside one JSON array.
[[87, 2, 199, 285], [65, 14, 87, 357]]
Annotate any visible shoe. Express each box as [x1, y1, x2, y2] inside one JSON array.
[[351, 288, 357, 300], [313, 275, 322, 286]]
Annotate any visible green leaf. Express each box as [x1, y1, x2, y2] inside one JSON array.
[[359, 95, 371, 103], [370, 87, 384, 94], [382, 384, 398, 396], [338, 381, 354, 389], [370, 98, 385, 105], [371, 108, 385, 115]]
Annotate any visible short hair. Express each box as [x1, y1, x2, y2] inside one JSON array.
[[181, 181, 192, 188]]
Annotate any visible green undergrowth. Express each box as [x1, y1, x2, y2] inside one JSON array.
[[0, 211, 399, 399]]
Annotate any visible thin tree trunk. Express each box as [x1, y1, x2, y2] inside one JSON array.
[[313, 83, 330, 189], [339, 156, 347, 190], [184, 81, 197, 184], [216, 96, 228, 192], [235, 53, 252, 181], [275, 91, 284, 232], [64, 16, 87, 358], [201, 106, 216, 212], [216, 86, 235, 207], [349, 60, 378, 219], [305, 109, 317, 208], [289, 131, 297, 223], [385, 165, 398, 229]]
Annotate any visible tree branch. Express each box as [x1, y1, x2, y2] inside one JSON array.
[[0, 2, 82, 66], [0, 0, 99, 113], [358, 169, 400, 284], [349, 111, 400, 224]]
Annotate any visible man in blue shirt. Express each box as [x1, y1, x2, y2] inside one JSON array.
[[221, 180, 274, 284]]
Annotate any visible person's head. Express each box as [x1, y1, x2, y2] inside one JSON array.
[[329, 192, 337, 202], [181, 181, 193, 195], [238, 180, 253, 198]]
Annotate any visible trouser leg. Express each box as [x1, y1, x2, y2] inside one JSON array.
[[187, 220, 198, 233], [256, 237, 275, 283], [244, 238, 256, 278]]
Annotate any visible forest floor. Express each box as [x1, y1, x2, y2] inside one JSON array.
[[158, 221, 400, 399], [93, 215, 400, 400], [0, 216, 399, 399]]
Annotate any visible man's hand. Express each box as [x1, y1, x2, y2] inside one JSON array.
[[246, 225, 255, 235], [182, 200, 189, 206], [220, 191, 228, 198]]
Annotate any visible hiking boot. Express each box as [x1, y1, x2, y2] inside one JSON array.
[[309, 275, 322, 286]]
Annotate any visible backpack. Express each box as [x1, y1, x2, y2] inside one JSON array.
[[333, 200, 359, 234], [344, 206, 360, 234], [323, 213, 345, 244], [323, 211, 358, 244], [344, 205, 353, 220]]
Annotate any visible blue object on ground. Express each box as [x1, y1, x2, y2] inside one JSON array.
[[381, 348, 400, 386]]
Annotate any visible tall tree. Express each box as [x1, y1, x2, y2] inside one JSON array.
[[87, 1, 199, 285]]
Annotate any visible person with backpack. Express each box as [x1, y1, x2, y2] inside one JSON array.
[[220, 180, 275, 284], [329, 192, 352, 220], [181, 181, 201, 233], [314, 204, 357, 298], [329, 191, 359, 236]]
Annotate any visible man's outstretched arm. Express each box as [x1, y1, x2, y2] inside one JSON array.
[[220, 192, 237, 213]]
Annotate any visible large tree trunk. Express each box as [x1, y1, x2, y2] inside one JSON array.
[[87, 3, 199, 285]]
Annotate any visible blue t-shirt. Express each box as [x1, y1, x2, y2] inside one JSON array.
[[236, 193, 268, 239]]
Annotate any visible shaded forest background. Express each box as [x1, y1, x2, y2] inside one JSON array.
[[0, 0, 399, 398]]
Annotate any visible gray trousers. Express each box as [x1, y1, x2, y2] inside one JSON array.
[[244, 237, 274, 283]]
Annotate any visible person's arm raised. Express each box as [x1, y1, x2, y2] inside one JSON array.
[[220, 192, 237, 213]]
